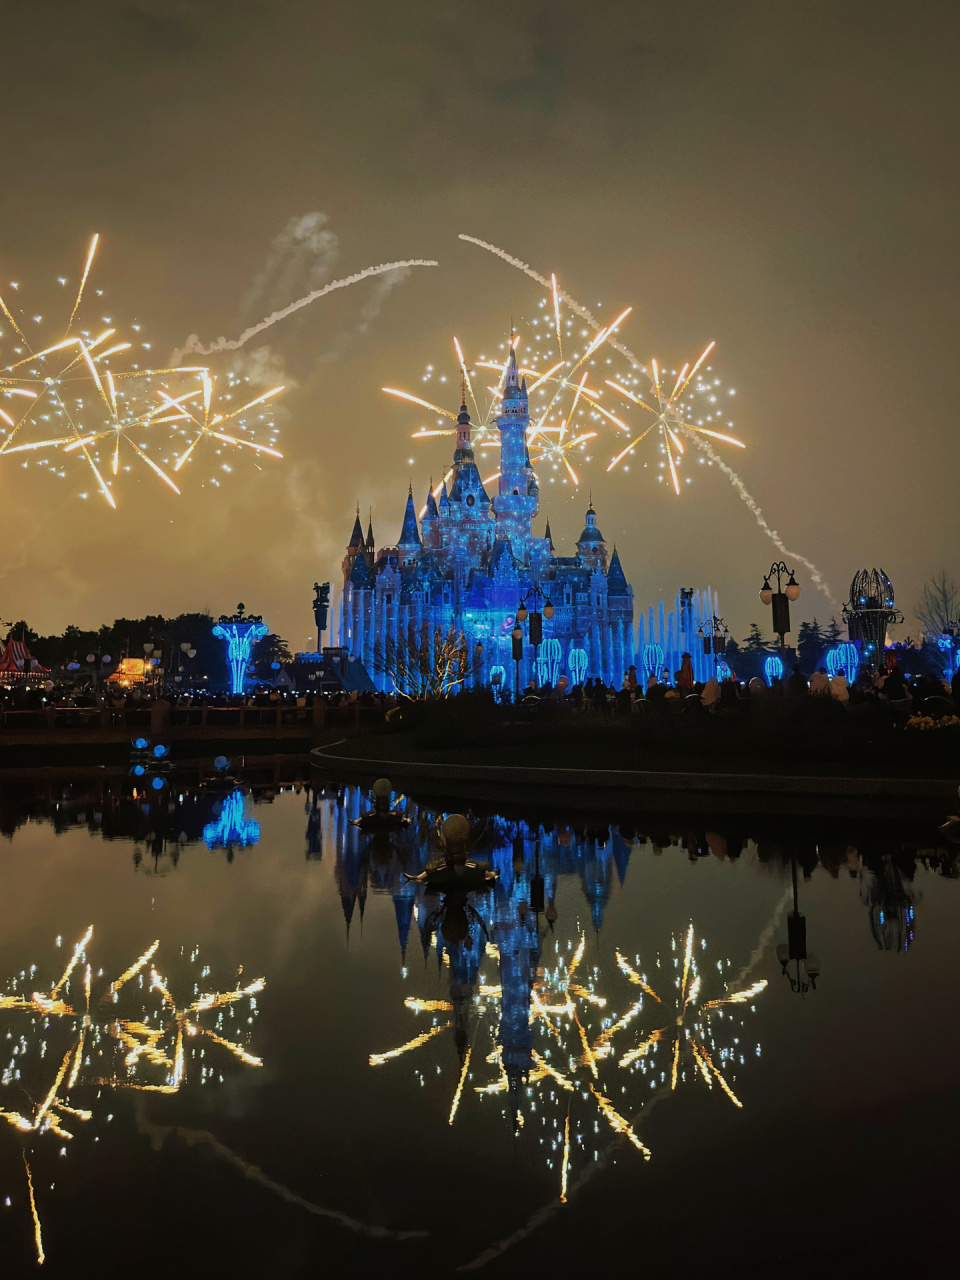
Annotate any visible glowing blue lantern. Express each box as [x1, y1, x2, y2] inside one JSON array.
[[568, 646, 588, 686], [827, 642, 859, 682], [489, 664, 506, 701], [203, 789, 260, 850], [764, 654, 784, 684], [212, 604, 269, 695], [536, 638, 563, 686], [642, 643, 665, 684]]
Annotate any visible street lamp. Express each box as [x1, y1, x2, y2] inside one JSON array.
[[697, 615, 730, 673], [512, 584, 555, 698], [760, 562, 800, 653], [776, 854, 821, 996]]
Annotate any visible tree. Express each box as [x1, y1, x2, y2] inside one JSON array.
[[797, 618, 825, 672], [823, 616, 843, 646], [917, 570, 959, 639], [252, 632, 293, 678], [740, 623, 771, 653], [373, 626, 469, 699]]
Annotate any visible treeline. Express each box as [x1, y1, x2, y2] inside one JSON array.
[[5, 614, 292, 681]]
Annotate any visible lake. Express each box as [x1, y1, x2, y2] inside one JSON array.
[[0, 760, 956, 1276]]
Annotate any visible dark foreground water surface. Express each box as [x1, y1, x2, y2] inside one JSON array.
[[0, 761, 957, 1277]]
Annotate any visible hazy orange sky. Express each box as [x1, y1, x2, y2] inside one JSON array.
[[2, 1, 958, 648]]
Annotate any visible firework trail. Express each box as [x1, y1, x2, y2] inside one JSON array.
[[458, 234, 835, 604], [686, 435, 837, 604], [173, 259, 439, 361]]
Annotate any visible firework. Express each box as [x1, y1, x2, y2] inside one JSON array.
[[457, 234, 836, 602], [0, 928, 264, 1264], [384, 304, 631, 503], [0, 235, 284, 505], [369, 919, 765, 1207]]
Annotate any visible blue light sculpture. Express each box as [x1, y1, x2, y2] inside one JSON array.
[[536, 638, 562, 686], [827, 642, 859, 682], [764, 654, 784, 684], [568, 646, 588, 687], [203, 789, 261, 850], [489, 664, 507, 702], [642, 643, 665, 685], [212, 603, 268, 695], [716, 659, 732, 681]]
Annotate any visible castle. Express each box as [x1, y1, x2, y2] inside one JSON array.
[[340, 348, 635, 692]]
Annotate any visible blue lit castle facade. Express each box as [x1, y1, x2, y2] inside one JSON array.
[[341, 349, 635, 691]]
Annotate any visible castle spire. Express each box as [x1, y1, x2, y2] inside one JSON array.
[[398, 485, 421, 548]]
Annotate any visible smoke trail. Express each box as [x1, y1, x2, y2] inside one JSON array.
[[173, 259, 438, 362], [242, 212, 340, 319], [459, 233, 835, 605], [136, 1110, 428, 1240], [318, 265, 412, 365], [680, 430, 837, 605]]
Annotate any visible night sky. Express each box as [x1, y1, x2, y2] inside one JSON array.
[[2, 1, 957, 648]]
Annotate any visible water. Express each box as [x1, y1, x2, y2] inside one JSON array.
[[0, 761, 957, 1276]]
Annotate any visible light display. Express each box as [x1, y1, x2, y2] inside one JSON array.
[[203, 788, 261, 851], [0, 235, 283, 504], [343, 365, 635, 692], [842, 569, 903, 661], [642, 642, 665, 683], [386, 274, 744, 499], [764, 654, 784, 684], [536, 637, 563, 686], [568, 645, 588, 687], [716, 659, 733, 680], [455, 234, 836, 604], [827, 641, 859, 681], [369, 912, 766, 1201], [212, 604, 269, 694], [0, 928, 263, 1265]]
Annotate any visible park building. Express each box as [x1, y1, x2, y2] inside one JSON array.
[[339, 347, 636, 693]]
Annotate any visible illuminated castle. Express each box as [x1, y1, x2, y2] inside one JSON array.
[[340, 349, 634, 691]]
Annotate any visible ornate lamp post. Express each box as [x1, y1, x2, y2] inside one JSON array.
[[759, 562, 801, 654], [312, 581, 330, 652], [697, 615, 730, 673], [513, 584, 555, 699], [842, 569, 903, 670], [776, 854, 821, 996]]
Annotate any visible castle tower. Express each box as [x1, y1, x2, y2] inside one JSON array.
[[576, 500, 608, 574], [492, 346, 539, 560], [341, 507, 365, 583], [397, 484, 421, 567]]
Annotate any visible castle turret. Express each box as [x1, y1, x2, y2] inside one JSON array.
[[397, 484, 421, 567], [493, 347, 539, 560], [421, 480, 440, 551], [576, 500, 608, 573], [342, 506, 366, 584]]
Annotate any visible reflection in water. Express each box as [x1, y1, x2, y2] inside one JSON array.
[[1, 768, 958, 1268], [371, 913, 766, 1200], [203, 787, 262, 853], [0, 928, 263, 1265], [861, 858, 917, 952]]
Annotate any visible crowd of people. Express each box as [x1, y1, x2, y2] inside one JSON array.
[[515, 652, 960, 718]]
